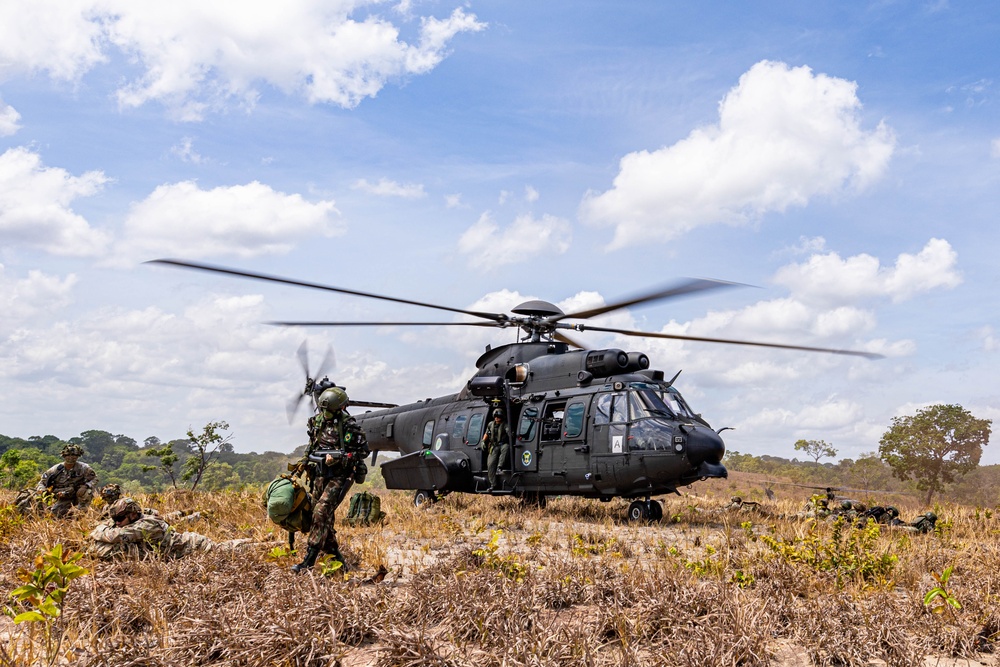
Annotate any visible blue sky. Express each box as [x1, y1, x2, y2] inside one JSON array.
[[1, 1, 998, 465]]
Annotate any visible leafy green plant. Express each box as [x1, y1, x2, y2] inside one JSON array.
[[266, 545, 295, 561], [471, 529, 528, 582], [318, 554, 345, 578], [924, 565, 962, 618], [759, 516, 897, 587], [5, 544, 89, 666]]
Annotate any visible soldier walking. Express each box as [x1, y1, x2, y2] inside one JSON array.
[[481, 408, 510, 491], [291, 387, 369, 573]]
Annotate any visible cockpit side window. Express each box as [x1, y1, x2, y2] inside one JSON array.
[[594, 393, 612, 425], [610, 393, 627, 424], [422, 420, 435, 447]]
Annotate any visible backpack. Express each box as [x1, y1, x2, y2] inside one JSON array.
[[344, 491, 386, 527], [263, 474, 312, 534]]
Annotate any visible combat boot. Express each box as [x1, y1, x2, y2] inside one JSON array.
[[290, 546, 319, 573]]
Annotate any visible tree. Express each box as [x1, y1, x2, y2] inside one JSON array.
[[878, 404, 992, 504], [142, 443, 180, 489], [182, 421, 234, 491], [793, 439, 838, 463]]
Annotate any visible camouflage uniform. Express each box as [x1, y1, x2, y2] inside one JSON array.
[[481, 411, 510, 490], [36, 446, 97, 517], [304, 408, 369, 561], [88, 498, 215, 560]]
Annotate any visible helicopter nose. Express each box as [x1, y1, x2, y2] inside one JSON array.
[[685, 426, 726, 467]]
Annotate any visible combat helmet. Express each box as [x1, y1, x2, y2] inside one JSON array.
[[101, 484, 122, 504], [317, 387, 349, 413], [925, 511, 937, 521], [108, 498, 141, 520], [61, 444, 84, 457]]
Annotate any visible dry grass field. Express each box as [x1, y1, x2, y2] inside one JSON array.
[[1, 475, 999, 667]]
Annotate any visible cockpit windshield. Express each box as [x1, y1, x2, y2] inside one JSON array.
[[627, 384, 673, 419], [661, 386, 696, 419]]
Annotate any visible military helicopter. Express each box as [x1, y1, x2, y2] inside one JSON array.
[[149, 259, 881, 522]]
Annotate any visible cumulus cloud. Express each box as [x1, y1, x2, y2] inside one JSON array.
[[0, 98, 21, 135], [0, 147, 111, 256], [772, 238, 961, 306], [352, 178, 426, 199], [580, 60, 896, 248], [118, 180, 341, 260], [457, 212, 572, 268], [0, 1, 484, 119], [0, 266, 77, 327]]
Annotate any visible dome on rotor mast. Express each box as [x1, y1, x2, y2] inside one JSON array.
[[511, 299, 563, 318]]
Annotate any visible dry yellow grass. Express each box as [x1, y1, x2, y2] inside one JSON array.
[[1, 478, 998, 666]]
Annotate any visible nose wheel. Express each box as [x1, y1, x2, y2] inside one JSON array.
[[627, 499, 663, 522]]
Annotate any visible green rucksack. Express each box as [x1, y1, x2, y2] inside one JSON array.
[[263, 474, 312, 534], [344, 491, 386, 527]]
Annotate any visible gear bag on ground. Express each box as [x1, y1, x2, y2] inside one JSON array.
[[344, 491, 386, 527]]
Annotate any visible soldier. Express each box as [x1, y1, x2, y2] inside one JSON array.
[[88, 498, 237, 559], [481, 408, 510, 491], [291, 387, 369, 573], [36, 444, 98, 517]]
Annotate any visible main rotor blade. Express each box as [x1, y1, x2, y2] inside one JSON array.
[[147, 259, 507, 323], [552, 330, 587, 349], [562, 323, 884, 359], [554, 278, 747, 322], [350, 400, 399, 409], [266, 320, 502, 328]]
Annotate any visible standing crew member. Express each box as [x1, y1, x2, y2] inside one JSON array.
[[291, 386, 369, 573], [36, 444, 98, 517], [481, 408, 510, 491]]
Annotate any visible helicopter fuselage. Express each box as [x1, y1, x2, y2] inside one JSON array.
[[355, 341, 728, 502]]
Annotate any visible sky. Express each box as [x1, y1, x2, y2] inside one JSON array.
[[1, 1, 999, 465]]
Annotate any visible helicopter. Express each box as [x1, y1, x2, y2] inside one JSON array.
[[149, 259, 881, 522]]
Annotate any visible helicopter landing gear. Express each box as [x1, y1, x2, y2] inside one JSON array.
[[627, 499, 663, 523], [413, 489, 437, 507]]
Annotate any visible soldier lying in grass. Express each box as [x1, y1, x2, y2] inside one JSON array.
[[88, 498, 246, 560]]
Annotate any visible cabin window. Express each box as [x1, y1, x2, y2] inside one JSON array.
[[563, 401, 585, 438], [540, 403, 564, 442], [451, 414, 468, 442], [422, 420, 435, 447], [518, 407, 539, 442], [466, 413, 485, 446]]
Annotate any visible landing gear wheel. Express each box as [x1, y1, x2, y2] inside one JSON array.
[[647, 500, 663, 522], [413, 490, 435, 507], [627, 500, 648, 522]]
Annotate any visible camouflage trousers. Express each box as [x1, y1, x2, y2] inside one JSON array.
[[307, 474, 353, 554]]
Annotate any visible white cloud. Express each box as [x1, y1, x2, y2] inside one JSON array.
[[0, 266, 77, 327], [457, 212, 572, 268], [0, 98, 21, 136], [118, 180, 341, 260], [525, 185, 539, 203], [0, 0, 107, 81], [444, 193, 463, 208], [580, 60, 896, 248], [0, 147, 111, 256], [772, 238, 961, 306], [170, 137, 205, 164], [991, 138, 1000, 158], [352, 178, 426, 199], [0, 1, 484, 120]]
